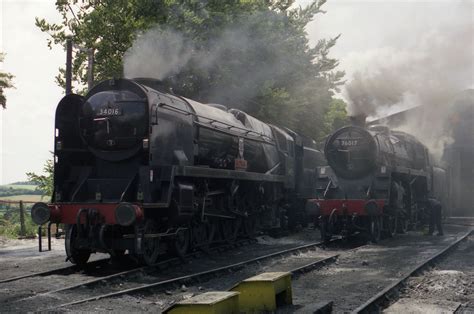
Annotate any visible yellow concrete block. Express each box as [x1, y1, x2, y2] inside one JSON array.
[[164, 291, 240, 314], [231, 272, 292, 312]]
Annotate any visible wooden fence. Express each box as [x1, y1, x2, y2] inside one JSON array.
[[0, 199, 36, 237]]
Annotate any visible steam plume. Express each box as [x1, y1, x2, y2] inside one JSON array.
[[123, 28, 193, 80], [344, 6, 473, 159], [122, 11, 325, 115]]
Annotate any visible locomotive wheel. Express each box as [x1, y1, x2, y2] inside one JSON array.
[[320, 217, 332, 243], [112, 249, 126, 258], [384, 215, 397, 238], [65, 224, 91, 267], [192, 223, 210, 250], [369, 216, 382, 243], [243, 216, 257, 238], [322, 208, 338, 243], [397, 217, 409, 234], [173, 228, 190, 258], [207, 220, 217, 244], [221, 219, 238, 243], [141, 220, 160, 266]]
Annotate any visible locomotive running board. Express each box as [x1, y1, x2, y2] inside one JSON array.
[[174, 165, 287, 183]]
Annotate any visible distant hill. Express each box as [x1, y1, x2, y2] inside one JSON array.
[[0, 182, 41, 198], [8, 181, 36, 186]]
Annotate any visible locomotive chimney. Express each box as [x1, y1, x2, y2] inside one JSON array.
[[349, 114, 367, 128]]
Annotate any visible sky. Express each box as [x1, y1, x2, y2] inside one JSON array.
[[0, 0, 472, 184], [1, 0, 64, 184]]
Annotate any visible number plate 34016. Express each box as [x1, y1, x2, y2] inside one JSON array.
[[97, 107, 122, 116]]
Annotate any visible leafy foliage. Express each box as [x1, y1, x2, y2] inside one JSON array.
[[36, 0, 345, 139], [0, 53, 14, 109], [0, 208, 38, 238], [320, 98, 350, 140], [26, 159, 54, 201]]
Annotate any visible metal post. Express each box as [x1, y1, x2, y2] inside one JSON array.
[[38, 226, 43, 252], [19, 201, 25, 237], [65, 37, 73, 95], [87, 48, 94, 90], [47, 222, 52, 251]]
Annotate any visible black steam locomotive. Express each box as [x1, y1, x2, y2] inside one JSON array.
[[311, 121, 448, 242], [31, 78, 323, 266]]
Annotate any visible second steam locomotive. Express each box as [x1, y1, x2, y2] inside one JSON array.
[[31, 78, 322, 266], [312, 120, 449, 242]]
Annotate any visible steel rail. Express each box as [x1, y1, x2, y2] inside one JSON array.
[[352, 230, 473, 314], [46, 237, 343, 310], [0, 258, 110, 284]]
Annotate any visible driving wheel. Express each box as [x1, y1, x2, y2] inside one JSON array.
[[65, 224, 91, 267], [141, 220, 160, 266]]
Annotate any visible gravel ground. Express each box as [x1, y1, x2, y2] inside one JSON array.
[[0, 237, 119, 307], [59, 229, 346, 313], [445, 217, 474, 227], [0, 237, 107, 280], [1, 228, 324, 312], [290, 224, 472, 313], [388, 236, 474, 313], [0, 237, 68, 280], [1, 225, 471, 313]]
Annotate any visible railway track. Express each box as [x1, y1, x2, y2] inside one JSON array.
[[1, 238, 256, 286], [352, 229, 473, 314], [28, 237, 350, 311], [2, 238, 255, 305]]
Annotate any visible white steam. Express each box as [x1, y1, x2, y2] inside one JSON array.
[[121, 12, 319, 111], [343, 4, 474, 160], [123, 28, 193, 80]]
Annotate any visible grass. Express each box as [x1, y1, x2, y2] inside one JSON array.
[[0, 192, 51, 238], [0, 195, 44, 202], [0, 210, 38, 238]]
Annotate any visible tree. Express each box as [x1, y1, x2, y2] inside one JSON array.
[[36, 0, 344, 139], [26, 159, 54, 201], [0, 53, 14, 109], [320, 98, 349, 139]]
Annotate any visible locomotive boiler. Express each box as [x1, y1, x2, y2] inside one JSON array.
[[311, 123, 448, 241], [31, 78, 321, 266]]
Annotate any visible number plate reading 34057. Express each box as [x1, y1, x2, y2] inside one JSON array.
[[97, 107, 122, 116]]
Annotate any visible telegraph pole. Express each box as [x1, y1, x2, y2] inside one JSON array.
[[65, 37, 73, 95], [87, 48, 94, 90]]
